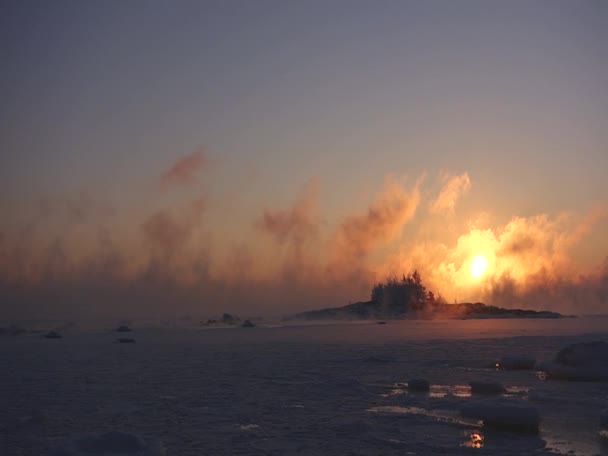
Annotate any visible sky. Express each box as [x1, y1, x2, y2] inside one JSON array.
[[1, 0, 607, 319]]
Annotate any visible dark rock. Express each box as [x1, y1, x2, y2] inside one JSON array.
[[221, 313, 239, 324], [408, 379, 430, 392], [44, 331, 62, 339], [117, 338, 136, 343], [241, 320, 255, 328], [469, 381, 506, 395]]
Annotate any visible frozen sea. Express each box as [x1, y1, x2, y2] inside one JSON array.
[[2, 317, 608, 455]]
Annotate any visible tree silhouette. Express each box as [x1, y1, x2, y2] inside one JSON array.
[[370, 270, 428, 314]]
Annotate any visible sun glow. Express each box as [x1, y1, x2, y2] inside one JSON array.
[[470, 255, 488, 279]]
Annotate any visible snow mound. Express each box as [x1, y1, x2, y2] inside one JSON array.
[[469, 381, 506, 395], [538, 341, 608, 381], [555, 341, 608, 367], [497, 356, 536, 370], [460, 400, 540, 432], [538, 362, 608, 381], [50, 431, 165, 455], [407, 379, 430, 392]]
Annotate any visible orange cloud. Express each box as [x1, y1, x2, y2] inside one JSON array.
[[380, 206, 608, 313], [2, 171, 607, 319], [429, 172, 471, 214], [330, 177, 421, 264], [257, 178, 319, 247], [160, 148, 208, 190]]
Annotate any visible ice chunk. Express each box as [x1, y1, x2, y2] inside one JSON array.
[[50, 431, 165, 455], [461, 400, 540, 432], [555, 341, 608, 367], [469, 381, 506, 395], [496, 356, 536, 370], [407, 379, 430, 392], [537, 362, 608, 381], [545, 339, 608, 380]]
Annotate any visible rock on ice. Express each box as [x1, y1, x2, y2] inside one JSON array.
[[461, 400, 540, 432]]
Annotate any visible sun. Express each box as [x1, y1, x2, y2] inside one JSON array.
[[470, 255, 488, 279]]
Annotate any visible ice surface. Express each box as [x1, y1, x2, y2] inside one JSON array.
[[1, 316, 607, 455], [50, 431, 165, 455], [460, 400, 540, 432]]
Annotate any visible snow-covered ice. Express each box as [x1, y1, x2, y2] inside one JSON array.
[[49, 431, 165, 455], [1, 316, 608, 455]]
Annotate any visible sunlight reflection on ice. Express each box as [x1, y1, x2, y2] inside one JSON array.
[[429, 384, 471, 398], [390, 383, 529, 398], [367, 405, 482, 427], [462, 430, 485, 449]]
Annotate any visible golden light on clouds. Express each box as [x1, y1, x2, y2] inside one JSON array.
[[1, 154, 607, 317]]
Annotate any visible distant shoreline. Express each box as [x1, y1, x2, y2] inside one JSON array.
[[285, 300, 568, 321]]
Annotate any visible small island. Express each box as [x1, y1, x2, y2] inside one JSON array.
[[286, 271, 565, 321]]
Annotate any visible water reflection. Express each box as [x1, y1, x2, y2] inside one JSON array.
[[429, 384, 471, 398], [462, 430, 485, 448], [393, 383, 529, 398], [367, 405, 481, 427]]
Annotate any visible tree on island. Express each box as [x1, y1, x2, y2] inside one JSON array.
[[370, 271, 442, 314]]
